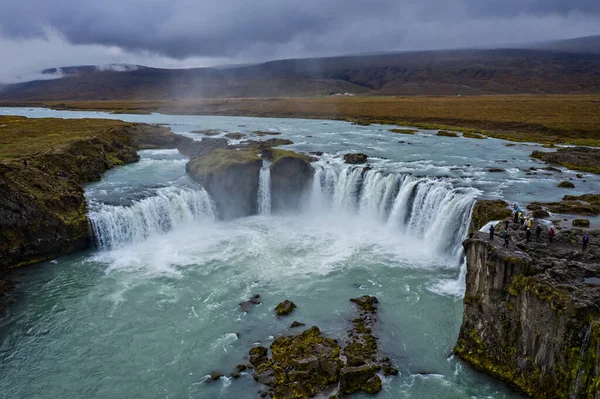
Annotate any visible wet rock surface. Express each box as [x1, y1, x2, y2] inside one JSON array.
[[528, 194, 600, 216], [557, 180, 575, 188], [531, 146, 600, 174], [456, 220, 600, 398], [343, 153, 368, 164], [176, 137, 228, 158], [274, 300, 297, 316], [237, 296, 396, 398], [239, 294, 262, 312], [186, 137, 315, 218], [469, 199, 512, 233]]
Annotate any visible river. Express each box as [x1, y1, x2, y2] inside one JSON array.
[[3, 107, 598, 398]]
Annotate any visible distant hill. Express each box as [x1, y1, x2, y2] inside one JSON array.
[[1, 41, 600, 100], [529, 35, 600, 54]]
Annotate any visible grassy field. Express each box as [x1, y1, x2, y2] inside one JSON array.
[[4, 95, 598, 146], [0, 115, 130, 160]]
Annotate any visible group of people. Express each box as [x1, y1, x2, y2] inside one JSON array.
[[487, 204, 590, 252]]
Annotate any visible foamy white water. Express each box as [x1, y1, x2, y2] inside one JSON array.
[[88, 186, 215, 249], [257, 161, 272, 216]]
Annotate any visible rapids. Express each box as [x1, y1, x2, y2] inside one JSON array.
[[4, 106, 598, 398]]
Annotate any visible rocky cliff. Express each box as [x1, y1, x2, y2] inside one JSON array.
[[0, 122, 183, 272], [263, 149, 315, 213], [455, 225, 600, 398], [185, 141, 315, 219]]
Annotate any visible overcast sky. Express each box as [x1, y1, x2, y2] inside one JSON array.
[[1, 0, 599, 82]]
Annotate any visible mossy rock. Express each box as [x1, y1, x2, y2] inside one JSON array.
[[572, 219, 590, 227], [253, 130, 281, 136], [557, 181, 575, 188], [224, 132, 245, 140], [436, 131, 459, 138], [343, 153, 368, 164], [469, 199, 512, 233], [186, 149, 262, 219], [463, 132, 486, 139], [275, 300, 297, 316], [339, 364, 381, 394], [389, 128, 417, 135]]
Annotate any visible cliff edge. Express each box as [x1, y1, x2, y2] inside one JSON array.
[[455, 224, 600, 398], [0, 116, 182, 272]]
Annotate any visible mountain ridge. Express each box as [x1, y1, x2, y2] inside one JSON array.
[[1, 36, 600, 99]]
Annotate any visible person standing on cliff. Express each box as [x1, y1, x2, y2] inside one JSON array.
[[526, 228, 531, 243], [489, 224, 495, 241], [23, 159, 27, 168], [548, 227, 556, 243], [536, 225, 542, 241], [583, 232, 590, 252], [505, 220, 509, 230], [503, 229, 510, 248]]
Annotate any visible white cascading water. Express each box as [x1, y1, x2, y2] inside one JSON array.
[[88, 186, 216, 249], [257, 161, 272, 215], [311, 165, 477, 259]]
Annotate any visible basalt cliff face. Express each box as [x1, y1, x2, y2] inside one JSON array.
[[185, 141, 314, 219], [0, 124, 182, 272], [456, 226, 600, 398]]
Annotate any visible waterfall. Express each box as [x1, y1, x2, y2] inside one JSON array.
[[88, 186, 216, 249], [258, 161, 272, 215], [310, 165, 478, 258]]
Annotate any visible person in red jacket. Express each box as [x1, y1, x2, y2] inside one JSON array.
[[548, 227, 556, 243]]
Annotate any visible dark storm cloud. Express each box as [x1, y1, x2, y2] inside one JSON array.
[[1, 0, 596, 59], [464, 0, 600, 17], [0, 0, 599, 77]]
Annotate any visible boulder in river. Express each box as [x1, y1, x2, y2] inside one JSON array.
[[557, 181, 575, 188], [488, 168, 505, 173], [275, 300, 297, 316], [343, 153, 368, 164], [239, 294, 262, 312], [224, 133, 245, 140], [573, 219, 590, 227]]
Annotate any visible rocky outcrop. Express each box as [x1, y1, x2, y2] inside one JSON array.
[[240, 295, 396, 398], [455, 227, 600, 398], [469, 199, 512, 233], [528, 194, 600, 216], [343, 153, 368, 164], [557, 181, 575, 188], [0, 123, 181, 271], [176, 137, 228, 158], [186, 149, 262, 219], [264, 149, 315, 213], [185, 138, 315, 218], [531, 147, 600, 174], [274, 300, 297, 316], [436, 131, 459, 137]]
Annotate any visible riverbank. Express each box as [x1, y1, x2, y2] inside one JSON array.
[[0, 116, 183, 309], [2, 95, 600, 146]]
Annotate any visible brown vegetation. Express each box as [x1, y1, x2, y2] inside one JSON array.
[[5, 94, 599, 146]]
